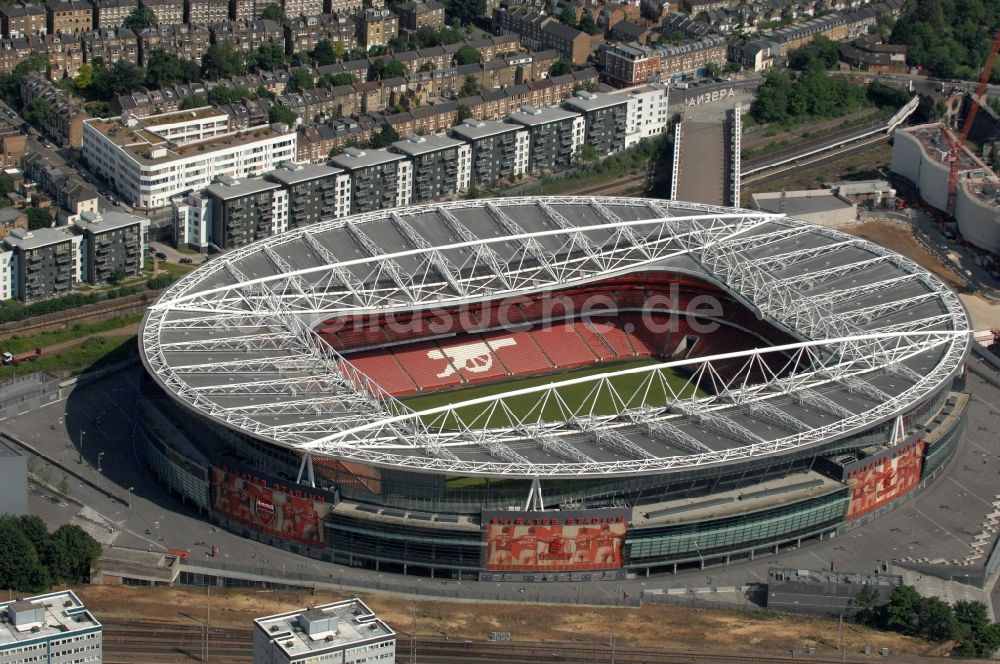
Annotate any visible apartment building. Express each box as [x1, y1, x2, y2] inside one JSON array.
[[29, 31, 84, 79], [357, 6, 397, 51], [329, 147, 411, 214], [0, 208, 27, 240], [20, 72, 89, 147], [326, 0, 361, 12], [172, 190, 211, 250], [389, 133, 470, 203], [75, 210, 147, 285], [82, 27, 139, 66], [0, 122, 26, 168], [45, 0, 91, 34], [204, 176, 286, 249], [599, 42, 661, 87], [138, 23, 210, 64], [562, 90, 629, 156], [506, 104, 584, 173], [141, 0, 184, 24], [185, 0, 229, 25], [252, 599, 395, 664], [396, 0, 443, 31], [0, 37, 32, 75], [82, 107, 297, 210], [449, 118, 528, 189], [92, 0, 137, 28], [295, 117, 374, 162], [211, 19, 284, 52], [281, 0, 323, 18], [2, 227, 81, 302], [656, 35, 727, 79], [492, 7, 590, 64], [267, 162, 351, 228], [284, 13, 355, 57], [0, 2, 46, 37], [610, 82, 669, 148], [0, 591, 102, 662]]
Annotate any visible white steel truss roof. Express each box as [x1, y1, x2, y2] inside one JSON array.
[[141, 197, 971, 478]]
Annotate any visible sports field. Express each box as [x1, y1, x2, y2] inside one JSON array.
[[402, 358, 706, 430]]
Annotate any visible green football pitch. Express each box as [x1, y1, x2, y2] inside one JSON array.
[[401, 358, 706, 431]]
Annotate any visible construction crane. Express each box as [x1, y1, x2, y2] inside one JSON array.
[[945, 27, 1000, 216]]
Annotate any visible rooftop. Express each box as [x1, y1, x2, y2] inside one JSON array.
[[329, 147, 406, 170], [205, 176, 280, 200], [267, 162, 345, 186], [0, 591, 100, 647], [507, 105, 581, 127], [904, 123, 990, 173], [3, 226, 77, 251], [390, 133, 466, 157], [75, 210, 147, 233], [752, 189, 855, 217], [450, 118, 525, 141], [562, 90, 629, 113], [253, 599, 394, 659]]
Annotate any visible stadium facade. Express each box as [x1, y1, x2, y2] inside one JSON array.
[[138, 197, 971, 580]]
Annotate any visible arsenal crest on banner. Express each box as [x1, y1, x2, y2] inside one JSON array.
[[255, 497, 276, 526]]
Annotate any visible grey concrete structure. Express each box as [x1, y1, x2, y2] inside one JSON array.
[[561, 90, 629, 156], [74, 210, 147, 285], [0, 438, 27, 517], [204, 176, 284, 250], [252, 599, 395, 664], [2, 227, 81, 303], [389, 134, 470, 203], [265, 162, 351, 229], [329, 147, 411, 214], [0, 591, 101, 664], [506, 105, 584, 173], [449, 119, 529, 189]]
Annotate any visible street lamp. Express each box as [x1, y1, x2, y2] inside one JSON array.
[[78, 430, 85, 464], [127, 486, 134, 508], [96, 452, 104, 489]]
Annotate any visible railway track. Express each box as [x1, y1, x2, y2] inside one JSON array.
[[0, 291, 160, 340], [741, 134, 888, 187], [100, 621, 929, 664]]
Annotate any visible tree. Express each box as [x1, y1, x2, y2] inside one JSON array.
[[788, 35, 841, 72], [25, 207, 52, 230], [575, 143, 599, 163], [203, 42, 248, 78], [123, 4, 156, 31], [269, 103, 297, 125], [22, 99, 51, 128], [460, 74, 481, 97], [15, 516, 49, 551], [322, 72, 355, 87], [312, 39, 338, 66], [370, 58, 405, 80], [724, 61, 741, 73], [705, 62, 721, 77], [550, 59, 574, 76], [47, 525, 101, 584], [884, 585, 922, 634], [370, 123, 399, 148], [916, 597, 960, 641], [444, 0, 484, 26], [94, 60, 145, 96], [145, 49, 185, 88], [208, 85, 251, 105], [578, 11, 598, 35], [290, 68, 313, 92], [559, 5, 577, 28], [180, 93, 208, 109], [260, 3, 287, 21], [75, 63, 94, 90], [254, 42, 286, 71], [454, 104, 472, 124], [0, 517, 49, 593], [454, 44, 482, 66]]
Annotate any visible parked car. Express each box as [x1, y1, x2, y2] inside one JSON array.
[[156, 252, 168, 260], [179, 257, 193, 264]]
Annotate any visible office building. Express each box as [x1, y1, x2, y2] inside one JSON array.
[[562, 90, 629, 156], [203, 176, 286, 250], [81, 107, 297, 211], [252, 598, 394, 664], [0, 591, 102, 663], [75, 210, 147, 285], [2, 227, 81, 303], [329, 147, 411, 214], [0, 438, 26, 516], [449, 118, 528, 189], [266, 162, 351, 229], [506, 105, 584, 173], [389, 133, 470, 203]]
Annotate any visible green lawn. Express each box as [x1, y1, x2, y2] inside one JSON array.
[[0, 335, 136, 380], [1, 314, 142, 353], [402, 358, 705, 430]]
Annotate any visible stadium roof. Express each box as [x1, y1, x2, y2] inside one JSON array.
[[140, 197, 970, 478]]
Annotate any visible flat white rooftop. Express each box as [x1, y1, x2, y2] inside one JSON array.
[[0, 591, 101, 649], [253, 598, 394, 659]]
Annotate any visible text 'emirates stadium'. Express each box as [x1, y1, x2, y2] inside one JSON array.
[[137, 196, 971, 580]]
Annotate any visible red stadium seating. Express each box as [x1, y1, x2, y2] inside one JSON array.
[[531, 323, 599, 370], [392, 341, 465, 392], [348, 351, 418, 396], [486, 330, 552, 375]]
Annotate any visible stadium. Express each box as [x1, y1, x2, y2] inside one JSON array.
[[137, 196, 971, 580]]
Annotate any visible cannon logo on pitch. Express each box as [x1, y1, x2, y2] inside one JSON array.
[[428, 338, 516, 377]]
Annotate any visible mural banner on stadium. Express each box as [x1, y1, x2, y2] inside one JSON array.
[[482, 509, 629, 572], [846, 439, 925, 521], [211, 463, 335, 548]]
